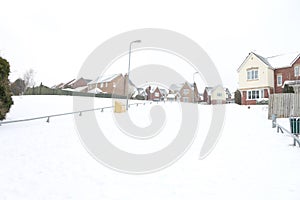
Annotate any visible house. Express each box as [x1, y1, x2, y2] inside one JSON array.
[[211, 86, 226, 104], [198, 93, 204, 102], [52, 77, 92, 90], [203, 86, 228, 104], [271, 53, 300, 93], [224, 88, 234, 103], [52, 83, 64, 89], [61, 79, 76, 89], [68, 78, 92, 89], [237, 52, 300, 105], [169, 82, 199, 103], [87, 73, 135, 96], [73, 86, 88, 93], [131, 88, 147, 100], [159, 88, 168, 101], [203, 87, 213, 104], [87, 87, 103, 94], [166, 93, 179, 102], [146, 86, 162, 101]]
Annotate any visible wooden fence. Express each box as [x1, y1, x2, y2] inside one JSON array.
[[268, 93, 300, 119]]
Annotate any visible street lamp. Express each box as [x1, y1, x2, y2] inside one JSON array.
[[193, 72, 200, 103], [126, 40, 142, 110]]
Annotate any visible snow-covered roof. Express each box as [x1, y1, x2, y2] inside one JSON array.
[[238, 52, 300, 72], [205, 87, 214, 95], [67, 79, 77, 86], [54, 83, 64, 89], [74, 86, 88, 92], [283, 80, 300, 88], [159, 88, 168, 95], [167, 93, 177, 98], [205, 86, 229, 96], [150, 87, 157, 93], [170, 83, 184, 92], [88, 74, 121, 85], [88, 87, 103, 94], [170, 82, 194, 92], [62, 88, 74, 92], [137, 88, 144, 93], [61, 79, 76, 88], [266, 52, 300, 69], [252, 52, 271, 67], [132, 88, 147, 98]]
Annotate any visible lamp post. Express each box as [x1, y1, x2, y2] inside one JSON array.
[[193, 72, 199, 103], [126, 40, 141, 111]]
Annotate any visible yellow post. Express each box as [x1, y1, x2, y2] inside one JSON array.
[[114, 101, 125, 113]]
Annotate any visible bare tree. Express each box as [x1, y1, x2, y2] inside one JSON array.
[[23, 69, 35, 90]]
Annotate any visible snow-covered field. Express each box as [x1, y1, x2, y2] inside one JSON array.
[[0, 96, 300, 200]]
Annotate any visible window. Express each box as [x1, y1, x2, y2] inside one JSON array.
[[113, 82, 116, 88], [183, 89, 189, 95], [247, 69, 258, 80], [295, 66, 300, 77], [100, 83, 103, 88], [261, 90, 264, 98], [217, 92, 222, 97], [154, 92, 159, 97], [105, 82, 108, 87], [247, 89, 264, 100], [183, 97, 189, 102], [277, 74, 282, 86]]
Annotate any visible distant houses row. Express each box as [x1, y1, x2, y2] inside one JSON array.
[[52, 74, 135, 95], [52, 73, 233, 104], [50, 50, 300, 105]]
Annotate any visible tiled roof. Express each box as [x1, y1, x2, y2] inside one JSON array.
[[88, 74, 121, 85], [253, 52, 300, 69], [252, 52, 271, 66], [266, 52, 300, 69], [170, 82, 194, 92]]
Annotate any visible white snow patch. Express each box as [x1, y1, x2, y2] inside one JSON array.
[[0, 96, 300, 200]]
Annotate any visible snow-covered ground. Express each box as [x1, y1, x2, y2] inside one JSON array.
[[0, 96, 300, 200]]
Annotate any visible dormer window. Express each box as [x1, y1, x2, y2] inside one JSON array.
[[247, 69, 258, 80]]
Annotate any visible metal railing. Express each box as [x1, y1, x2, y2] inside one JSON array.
[[0, 101, 154, 126], [272, 115, 300, 147]]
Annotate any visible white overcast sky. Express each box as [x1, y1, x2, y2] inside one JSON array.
[[1, 0, 299, 92]]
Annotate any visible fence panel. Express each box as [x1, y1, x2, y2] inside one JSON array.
[[268, 93, 300, 119]]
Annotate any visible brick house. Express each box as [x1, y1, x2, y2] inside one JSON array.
[[131, 88, 147, 99], [69, 78, 92, 89], [169, 82, 199, 103], [52, 83, 64, 89], [272, 54, 300, 93], [145, 86, 163, 101], [53, 77, 91, 90], [159, 88, 168, 101], [237, 52, 300, 105], [87, 73, 135, 96], [166, 93, 179, 101], [203, 87, 213, 104]]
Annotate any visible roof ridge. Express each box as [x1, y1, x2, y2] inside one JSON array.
[[266, 53, 286, 59], [266, 51, 299, 59]]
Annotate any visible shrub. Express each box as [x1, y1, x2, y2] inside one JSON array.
[[0, 57, 13, 120], [234, 90, 241, 105]]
